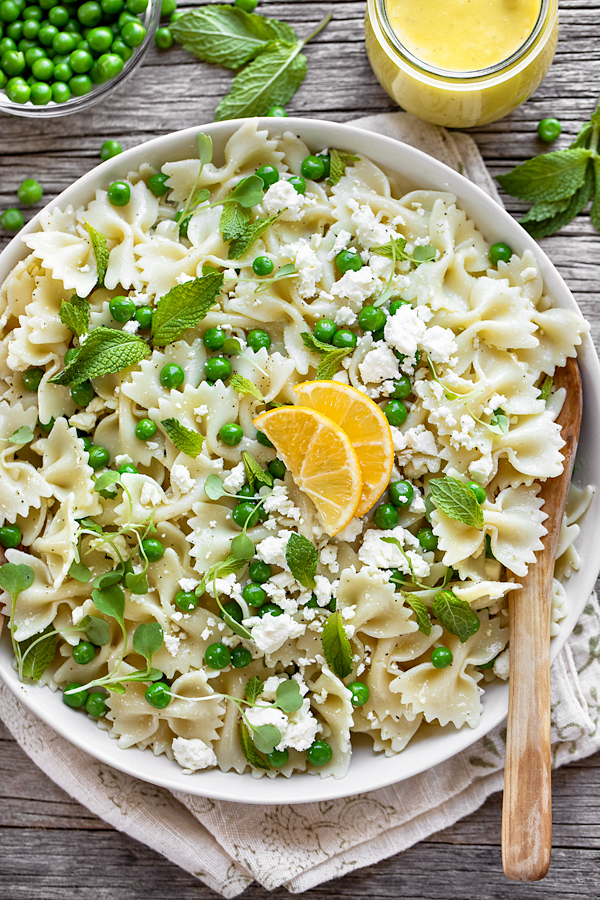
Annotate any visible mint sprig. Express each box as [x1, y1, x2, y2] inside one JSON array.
[[230, 373, 264, 401], [58, 295, 90, 338], [239, 720, 271, 770], [161, 417, 204, 458], [371, 237, 436, 267], [428, 476, 484, 531], [285, 533, 317, 589], [404, 593, 432, 636], [321, 610, 353, 679], [151, 272, 224, 346], [327, 149, 360, 186], [497, 102, 600, 237], [432, 590, 480, 642], [85, 222, 109, 287], [50, 327, 150, 386], [18, 626, 57, 680], [227, 211, 282, 260], [220, 203, 252, 242], [241, 450, 273, 490], [301, 330, 352, 379]]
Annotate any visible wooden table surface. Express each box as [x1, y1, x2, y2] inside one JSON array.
[[1, 1, 600, 897]]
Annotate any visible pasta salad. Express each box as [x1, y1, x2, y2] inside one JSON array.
[[0, 120, 591, 779]]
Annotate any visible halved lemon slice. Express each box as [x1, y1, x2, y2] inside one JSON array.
[[253, 406, 363, 536], [293, 380, 394, 517]]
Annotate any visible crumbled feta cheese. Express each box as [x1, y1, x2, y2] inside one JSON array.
[[451, 415, 477, 451], [334, 305, 358, 326], [326, 229, 352, 260], [194, 405, 208, 417], [172, 737, 217, 773], [319, 545, 339, 574], [121, 319, 140, 334], [261, 181, 313, 222], [179, 577, 199, 592], [164, 633, 180, 656], [115, 454, 133, 467], [261, 675, 286, 700], [223, 461, 245, 493], [359, 342, 400, 384], [358, 528, 431, 577], [419, 325, 458, 365], [493, 648, 510, 679], [140, 481, 163, 507], [348, 199, 399, 248], [281, 239, 322, 299], [314, 574, 338, 607], [335, 518, 364, 542], [469, 454, 494, 483], [256, 532, 292, 569], [429, 405, 458, 430], [384, 304, 426, 359], [282, 698, 321, 751], [247, 612, 305, 654], [331, 266, 377, 304], [171, 463, 194, 494], [245, 705, 289, 732], [262, 485, 302, 522]]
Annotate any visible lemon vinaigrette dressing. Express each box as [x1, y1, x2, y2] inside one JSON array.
[[365, 0, 559, 127]]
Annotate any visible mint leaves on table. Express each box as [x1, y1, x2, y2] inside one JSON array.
[[432, 590, 480, 642], [151, 271, 224, 346], [321, 610, 353, 679], [85, 222, 109, 287], [161, 417, 205, 458], [285, 533, 317, 589], [301, 331, 352, 380], [171, 4, 332, 120], [428, 476, 484, 530], [58, 295, 90, 338], [497, 102, 600, 238], [50, 327, 150, 385]]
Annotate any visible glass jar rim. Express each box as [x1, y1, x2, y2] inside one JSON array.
[[376, 0, 549, 80]]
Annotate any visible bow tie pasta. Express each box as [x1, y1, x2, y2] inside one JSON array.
[[0, 120, 592, 780]]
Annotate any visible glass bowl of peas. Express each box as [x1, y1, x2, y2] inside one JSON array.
[[0, 0, 160, 116]]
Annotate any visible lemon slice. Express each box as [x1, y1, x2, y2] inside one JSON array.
[[293, 380, 394, 517], [253, 406, 363, 536]]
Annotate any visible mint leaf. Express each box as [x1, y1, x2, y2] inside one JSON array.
[[151, 272, 224, 346], [50, 327, 150, 386], [245, 675, 264, 704], [239, 720, 270, 769], [230, 373, 264, 401], [316, 348, 350, 380], [19, 626, 57, 680], [301, 331, 339, 354], [215, 41, 307, 121], [328, 148, 360, 187], [58, 295, 90, 338], [496, 148, 592, 203], [404, 593, 432, 636], [68, 561, 91, 583], [161, 417, 204, 458], [85, 222, 109, 287], [538, 375, 553, 402], [428, 476, 484, 530], [132, 622, 163, 667], [521, 161, 595, 239], [432, 590, 480, 642], [321, 610, 353, 679], [10, 425, 34, 444], [81, 615, 110, 646], [274, 679, 303, 713], [171, 5, 296, 69], [285, 533, 317, 588], [220, 203, 252, 241], [0, 562, 34, 600], [228, 211, 282, 260], [241, 450, 273, 490], [92, 584, 125, 626]]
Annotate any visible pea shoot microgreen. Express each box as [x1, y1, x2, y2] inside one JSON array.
[[0, 562, 35, 667], [177, 132, 214, 226], [538, 374, 553, 402], [371, 236, 435, 307], [238, 262, 299, 293], [9, 426, 35, 445]]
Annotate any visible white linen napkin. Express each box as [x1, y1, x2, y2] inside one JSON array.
[[1, 112, 599, 897]]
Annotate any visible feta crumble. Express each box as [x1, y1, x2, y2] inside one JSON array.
[[172, 737, 217, 773]]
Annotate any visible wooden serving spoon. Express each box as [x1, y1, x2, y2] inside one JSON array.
[[502, 356, 583, 881]]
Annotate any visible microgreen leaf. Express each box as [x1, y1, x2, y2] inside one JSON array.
[[204, 473, 227, 500], [231, 533, 256, 561], [238, 720, 270, 770], [151, 272, 224, 346], [85, 222, 109, 288], [132, 622, 164, 667], [321, 610, 353, 679], [274, 679, 303, 713], [93, 565, 125, 589], [245, 675, 264, 704], [92, 584, 125, 626], [220, 203, 252, 242], [371, 236, 436, 267], [253, 262, 298, 293], [171, 5, 296, 69], [496, 148, 592, 203], [241, 450, 273, 491], [227, 211, 282, 260], [125, 571, 149, 595], [59, 295, 90, 339], [94, 471, 122, 493], [251, 722, 281, 754], [68, 560, 92, 583], [428, 476, 484, 530], [230, 373, 264, 401], [489, 409, 510, 435], [224, 614, 253, 640], [0, 563, 34, 601], [197, 553, 247, 595], [161, 417, 205, 458], [222, 337, 242, 355], [432, 590, 480, 642], [285, 533, 317, 588], [328, 148, 360, 186], [50, 327, 150, 386], [403, 593, 432, 636], [81, 616, 110, 646], [197, 132, 213, 167], [18, 626, 57, 680], [412, 245, 437, 266], [225, 174, 265, 208], [108, 683, 126, 694], [10, 425, 35, 444]]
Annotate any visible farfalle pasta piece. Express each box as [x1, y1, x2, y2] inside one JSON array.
[[337, 567, 417, 638], [40, 417, 101, 517]]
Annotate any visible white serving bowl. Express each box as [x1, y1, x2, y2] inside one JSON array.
[[1, 117, 599, 805]]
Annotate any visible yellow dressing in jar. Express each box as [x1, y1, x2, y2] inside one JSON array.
[[365, 0, 558, 127]]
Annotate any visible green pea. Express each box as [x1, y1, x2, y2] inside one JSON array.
[[287, 175, 305, 194], [69, 73, 92, 95], [95, 51, 123, 80], [242, 582, 266, 607], [85, 691, 108, 717], [52, 31, 77, 54], [383, 399, 407, 427], [232, 501, 260, 529], [69, 47, 92, 72], [174, 589, 198, 612], [537, 117, 561, 143], [22, 367, 44, 391], [231, 645, 252, 668], [141, 537, 164, 561], [21, 17, 40, 38], [135, 417, 156, 440], [70, 380, 95, 406], [389, 480, 414, 509], [252, 255, 273, 276], [431, 646, 453, 669], [87, 445, 110, 470], [121, 19, 145, 46], [117, 463, 137, 474], [267, 748, 289, 767], [255, 164, 279, 188], [77, 0, 102, 26], [417, 526, 438, 552], [0, 207, 24, 231], [348, 681, 369, 707], [307, 739, 332, 766], [390, 375, 411, 400], [126, 0, 147, 12], [72, 640, 95, 664], [160, 362, 184, 389], [51, 80, 70, 101], [0, 524, 21, 548], [63, 682, 88, 708], [336, 249, 363, 273], [204, 356, 231, 384], [134, 306, 152, 329], [160, 0, 176, 15], [268, 459, 286, 480], [267, 106, 287, 117], [38, 24, 59, 45], [202, 326, 225, 351], [148, 172, 169, 196], [219, 423, 243, 446], [24, 46, 46, 66], [357, 304, 386, 333], [313, 319, 337, 343], [257, 602, 283, 618], [234, 0, 257, 10], [145, 682, 171, 708], [154, 25, 172, 48], [53, 62, 73, 82], [48, 4, 69, 26], [331, 328, 357, 350], [373, 503, 399, 530], [100, 139, 123, 161], [467, 480, 486, 504], [249, 560, 271, 583], [107, 180, 130, 206], [109, 294, 135, 322], [489, 242, 512, 265], [204, 642, 231, 670], [300, 154, 326, 181], [101, 0, 124, 14], [1, 48, 25, 75], [247, 328, 271, 352], [0, 0, 20, 23]]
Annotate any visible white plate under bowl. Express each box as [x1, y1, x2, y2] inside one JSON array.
[[1, 118, 599, 805]]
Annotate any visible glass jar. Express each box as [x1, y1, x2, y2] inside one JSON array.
[[365, 0, 559, 128]]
